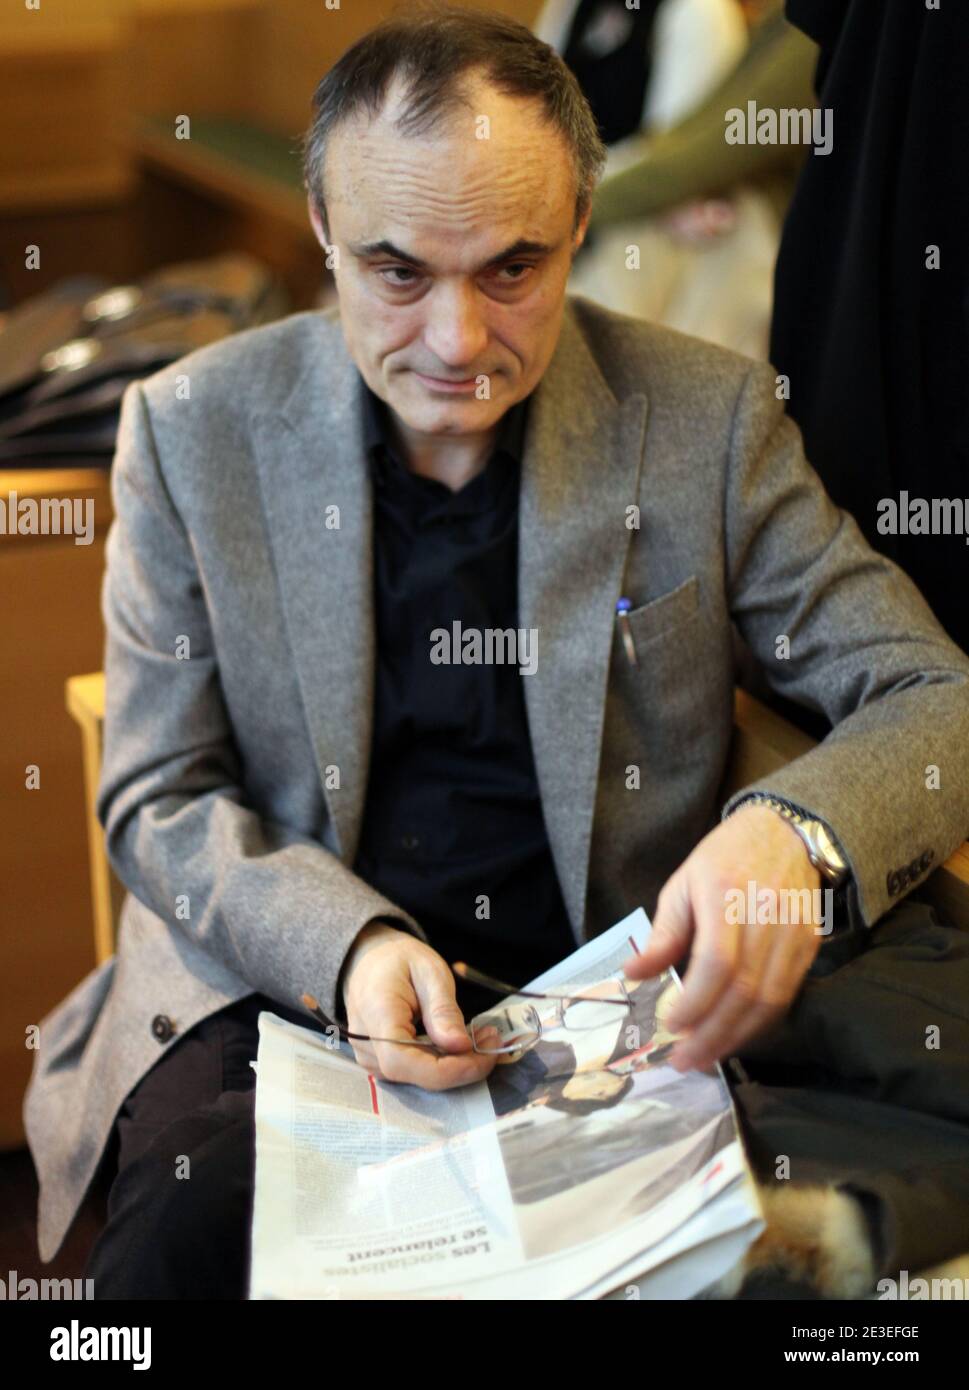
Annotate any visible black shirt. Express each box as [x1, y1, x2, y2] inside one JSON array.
[[352, 382, 575, 1022]]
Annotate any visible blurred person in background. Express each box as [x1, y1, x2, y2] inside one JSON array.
[[770, 0, 969, 658], [544, 0, 817, 357]]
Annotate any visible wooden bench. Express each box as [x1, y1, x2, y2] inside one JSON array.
[[133, 114, 310, 236]]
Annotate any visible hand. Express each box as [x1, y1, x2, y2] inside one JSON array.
[[340, 922, 499, 1090], [662, 198, 737, 244], [625, 805, 825, 1072]]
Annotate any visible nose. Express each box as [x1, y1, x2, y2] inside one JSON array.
[[422, 280, 489, 377]]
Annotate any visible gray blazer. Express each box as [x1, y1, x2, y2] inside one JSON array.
[[24, 294, 969, 1262]]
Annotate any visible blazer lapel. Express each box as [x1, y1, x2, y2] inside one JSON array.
[[251, 320, 374, 864], [519, 302, 649, 939]]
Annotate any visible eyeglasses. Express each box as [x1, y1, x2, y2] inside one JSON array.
[[300, 965, 632, 1058], [455, 963, 633, 1055]]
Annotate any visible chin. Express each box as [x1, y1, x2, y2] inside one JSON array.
[[396, 386, 503, 434]]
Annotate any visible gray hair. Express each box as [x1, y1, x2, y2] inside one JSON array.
[[301, 2, 607, 238]]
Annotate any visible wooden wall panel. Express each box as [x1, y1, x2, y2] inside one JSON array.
[[0, 469, 112, 1148], [124, 11, 259, 125], [0, 17, 130, 212], [250, 0, 546, 139]]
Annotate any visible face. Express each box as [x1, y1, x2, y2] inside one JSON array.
[[309, 70, 590, 447]]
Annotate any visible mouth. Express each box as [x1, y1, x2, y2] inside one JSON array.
[[412, 371, 482, 395]]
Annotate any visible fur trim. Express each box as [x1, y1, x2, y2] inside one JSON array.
[[707, 1182, 876, 1298]]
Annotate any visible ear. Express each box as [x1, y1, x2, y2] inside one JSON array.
[[307, 195, 330, 251], [572, 199, 594, 258]]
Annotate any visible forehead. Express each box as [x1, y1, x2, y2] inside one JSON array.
[[324, 73, 575, 243]]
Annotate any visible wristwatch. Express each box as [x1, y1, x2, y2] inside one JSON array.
[[734, 794, 850, 887]]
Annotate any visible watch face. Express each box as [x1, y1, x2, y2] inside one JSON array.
[[815, 823, 846, 873]]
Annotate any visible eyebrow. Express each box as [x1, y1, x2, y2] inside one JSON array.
[[347, 237, 559, 271]]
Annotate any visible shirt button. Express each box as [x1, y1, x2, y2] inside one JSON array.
[[400, 833, 420, 851], [151, 1014, 176, 1044]]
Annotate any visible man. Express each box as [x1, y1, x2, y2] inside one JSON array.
[[24, 6, 969, 1299]]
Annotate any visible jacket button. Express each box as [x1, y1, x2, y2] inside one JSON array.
[[151, 1014, 176, 1044]]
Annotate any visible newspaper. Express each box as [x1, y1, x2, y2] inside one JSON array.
[[249, 908, 764, 1299]]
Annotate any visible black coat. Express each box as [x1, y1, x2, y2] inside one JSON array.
[[770, 0, 969, 656]]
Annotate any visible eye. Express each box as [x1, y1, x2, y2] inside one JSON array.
[[378, 266, 420, 286], [494, 262, 533, 282], [375, 261, 535, 289]]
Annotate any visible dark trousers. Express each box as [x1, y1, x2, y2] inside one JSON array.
[[84, 897, 969, 1299], [84, 993, 311, 1300], [729, 893, 969, 1281]]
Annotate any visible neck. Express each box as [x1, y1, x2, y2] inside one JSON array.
[[387, 415, 497, 492]]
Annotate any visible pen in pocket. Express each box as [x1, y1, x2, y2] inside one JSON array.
[[615, 597, 638, 667]]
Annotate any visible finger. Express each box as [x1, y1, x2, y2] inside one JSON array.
[[410, 957, 474, 1052], [347, 1038, 381, 1073], [352, 981, 433, 1079], [348, 1030, 497, 1087], [751, 917, 820, 1019], [669, 997, 785, 1073], [370, 1033, 498, 1090], [667, 918, 774, 1067], [403, 989, 503, 1088], [625, 874, 694, 980], [366, 980, 499, 1089], [663, 876, 742, 1031], [670, 920, 805, 1070]]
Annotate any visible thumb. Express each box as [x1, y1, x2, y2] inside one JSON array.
[[626, 874, 694, 980], [413, 963, 472, 1052]]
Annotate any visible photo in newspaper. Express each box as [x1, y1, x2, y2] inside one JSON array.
[[480, 967, 739, 1261]]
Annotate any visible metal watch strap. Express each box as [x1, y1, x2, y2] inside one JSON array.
[[733, 793, 849, 886]]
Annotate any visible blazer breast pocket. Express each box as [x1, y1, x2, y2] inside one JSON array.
[[624, 574, 700, 650]]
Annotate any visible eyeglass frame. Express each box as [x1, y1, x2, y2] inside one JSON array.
[[302, 962, 632, 1058]]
